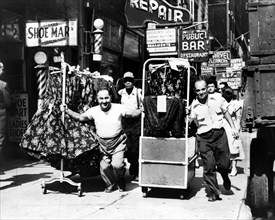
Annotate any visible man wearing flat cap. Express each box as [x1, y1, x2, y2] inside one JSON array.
[[118, 72, 142, 182]]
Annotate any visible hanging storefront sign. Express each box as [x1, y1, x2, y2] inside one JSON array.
[[216, 58, 244, 89], [230, 58, 245, 70], [201, 64, 213, 76], [25, 19, 77, 47], [208, 51, 231, 67], [8, 93, 29, 143], [125, 0, 191, 28], [180, 29, 209, 62], [217, 70, 242, 90], [146, 28, 177, 56]]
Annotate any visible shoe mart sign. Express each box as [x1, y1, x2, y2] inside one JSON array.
[[8, 93, 29, 143], [25, 19, 77, 47], [125, 0, 192, 28]]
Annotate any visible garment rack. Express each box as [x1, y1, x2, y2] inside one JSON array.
[[41, 60, 82, 197]]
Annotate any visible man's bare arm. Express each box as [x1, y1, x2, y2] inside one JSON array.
[[60, 105, 90, 122]]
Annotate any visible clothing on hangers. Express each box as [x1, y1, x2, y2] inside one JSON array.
[[20, 68, 114, 173]]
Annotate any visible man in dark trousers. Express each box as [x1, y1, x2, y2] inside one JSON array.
[[118, 72, 142, 182], [63, 87, 128, 193], [188, 79, 238, 202]]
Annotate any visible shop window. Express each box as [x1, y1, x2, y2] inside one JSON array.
[[0, 10, 22, 42], [123, 31, 140, 61]]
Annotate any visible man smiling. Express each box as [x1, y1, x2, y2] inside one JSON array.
[[63, 87, 128, 193]]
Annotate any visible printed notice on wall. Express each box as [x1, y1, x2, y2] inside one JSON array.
[[8, 93, 29, 143]]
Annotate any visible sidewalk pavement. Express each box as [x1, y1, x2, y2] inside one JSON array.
[[0, 152, 252, 220]]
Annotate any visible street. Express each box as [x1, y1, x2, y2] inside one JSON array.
[[0, 133, 253, 220]]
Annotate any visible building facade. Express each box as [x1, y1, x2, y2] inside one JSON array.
[[0, 0, 209, 150]]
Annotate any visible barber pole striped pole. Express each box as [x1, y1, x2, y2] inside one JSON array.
[[93, 29, 103, 61], [94, 30, 102, 54], [37, 67, 48, 99]]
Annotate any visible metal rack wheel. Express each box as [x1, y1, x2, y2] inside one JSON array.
[[180, 190, 185, 200], [141, 187, 148, 198], [41, 182, 47, 194]]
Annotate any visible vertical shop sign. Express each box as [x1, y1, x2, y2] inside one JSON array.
[[8, 93, 29, 142], [180, 29, 209, 62]]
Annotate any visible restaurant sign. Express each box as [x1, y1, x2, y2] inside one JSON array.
[[25, 19, 77, 47], [125, 0, 191, 28], [180, 29, 209, 62]]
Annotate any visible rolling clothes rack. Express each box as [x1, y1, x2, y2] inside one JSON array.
[[139, 58, 198, 199], [41, 61, 82, 197]]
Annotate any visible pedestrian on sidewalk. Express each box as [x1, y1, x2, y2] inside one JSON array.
[[118, 72, 142, 182], [187, 79, 239, 202], [222, 86, 245, 176], [218, 81, 228, 94], [0, 61, 11, 164], [206, 76, 219, 95], [61, 87, 128, 193]]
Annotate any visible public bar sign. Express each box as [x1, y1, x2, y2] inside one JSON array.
[[180, 29, 209, 62], [25, 19, 77, 47], [208, 51, 231, 67], [146, 28, 177, 55], [125, 0, 191, 28]]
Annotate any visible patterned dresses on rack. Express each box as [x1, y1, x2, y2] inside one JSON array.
[[20, 69, 113, 174]]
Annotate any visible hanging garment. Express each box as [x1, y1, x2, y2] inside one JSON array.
[[143, 96, 184, 137], [20, 70, 114, 174], [146, 67, 187, 100]]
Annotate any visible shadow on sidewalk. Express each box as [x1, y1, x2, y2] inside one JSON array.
[[0, 172, 53, 190]]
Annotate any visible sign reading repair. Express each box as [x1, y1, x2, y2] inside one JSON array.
[[26, 19, 77, 47], [180, 29, 209, 62], [125, 0, 191, 28], [8, 93, 29, 143]]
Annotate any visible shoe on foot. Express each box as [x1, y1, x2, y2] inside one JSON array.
[[229, 169, 237, 176], [104, 187, 114, 193], [208, 194, 222, 202], [117, 177, 126, 192], [104, 184, 115, 193], [223, 174, 231, 190]]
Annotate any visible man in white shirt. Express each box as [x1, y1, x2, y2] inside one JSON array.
[[118, 72, 142, 182], [63, 87, 128, 193], [188, 79, 238, 202]]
